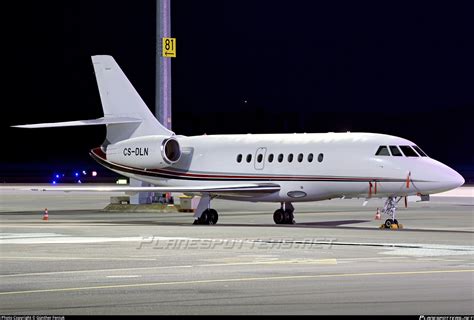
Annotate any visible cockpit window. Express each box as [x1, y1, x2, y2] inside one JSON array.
[[389, 146, 403, 157], [399, 145, 419, 157], [412, 145, 428, 157], [375, 146, 390, 156]]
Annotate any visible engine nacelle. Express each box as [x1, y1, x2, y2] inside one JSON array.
[[106, 135, 181, 169]]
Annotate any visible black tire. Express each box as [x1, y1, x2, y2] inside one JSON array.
[[199, 210, 210, 225], [384, 219, 393, 229], [283, 211, 291, 224], [284, 210, 295, 224], [273, 209, 285, 224], [208, 209, 218, 225], [288, 211, 295, 224], [393, 219, 399, 225]]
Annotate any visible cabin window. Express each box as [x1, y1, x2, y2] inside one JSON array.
[[278, 154, 284, 162], [318, 153, 324, 162], [288, 154, 294, 163], [400, 146, 419, 157], [297, 153, 303, 162], [257, 154, 263, 163], [375, 146, 390, 156], [413, 145, 428, 157], [246, 154, 252, 162], [236, 154, 242, 163], [308, 153, 314, 162], [268, 154, 274, 162], [389, 146, 403, 157]]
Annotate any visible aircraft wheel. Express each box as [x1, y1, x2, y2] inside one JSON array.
[[283, 211, 290, 223], [393, 219, 399, 225], [286, 210, 295, 224], [273, 209, 285, 224], [384, 219, 394, 229], [284, 210, 295, 224], [198, 210, 210, 225], [208, 209, 218, 225]]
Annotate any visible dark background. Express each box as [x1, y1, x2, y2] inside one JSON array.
[[2, 1, 473, 183]]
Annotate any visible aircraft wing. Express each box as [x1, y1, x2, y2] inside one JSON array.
[[15, 183, 280, 196]]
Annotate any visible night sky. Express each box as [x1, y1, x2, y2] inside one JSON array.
[[2, 1, 473, 182]]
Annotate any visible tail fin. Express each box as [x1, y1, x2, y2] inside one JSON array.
[[12, 55, 173, 144], [92, 55, 173, 144]]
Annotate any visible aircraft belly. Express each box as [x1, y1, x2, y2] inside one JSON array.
[[111, 168, 425, 202]]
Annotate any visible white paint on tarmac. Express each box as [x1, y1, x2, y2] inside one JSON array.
[[381, 247, 474, 257], [2, 233, 473, 259], [0, 233, 64, 239], [0, 233, 196, 244], [0, 256, 159, 261], [0, 265, 194, 278]]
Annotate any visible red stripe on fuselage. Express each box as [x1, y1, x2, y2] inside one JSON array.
[[90, 147, 402, 182]]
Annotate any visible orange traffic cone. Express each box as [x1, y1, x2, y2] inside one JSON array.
[[43, 208, 49, 221], [374, 208, 381, 220]]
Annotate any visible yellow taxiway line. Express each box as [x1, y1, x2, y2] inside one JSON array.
[[1, 269, 472, 296]]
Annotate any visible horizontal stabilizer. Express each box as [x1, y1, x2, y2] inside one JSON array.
[[15, 183, 281, 195], [12, 117, 142, 129]]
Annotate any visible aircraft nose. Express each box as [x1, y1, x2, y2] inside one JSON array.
[[452, 170, 465, 188], [440, 165, 465, 190]]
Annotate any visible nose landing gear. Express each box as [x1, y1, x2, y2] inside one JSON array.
[[380, 196, 403, 229]]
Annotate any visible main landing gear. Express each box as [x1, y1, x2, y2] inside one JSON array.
[[193, 208, 218, 225], [380, 196, 403, 229], [273, 202, 295, 225], [193, 194, 219, 225]]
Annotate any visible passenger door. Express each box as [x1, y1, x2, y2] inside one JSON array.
[[254, 147, 267, 170]]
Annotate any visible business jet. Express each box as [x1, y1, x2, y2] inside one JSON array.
[[13, 55, 465, 227]]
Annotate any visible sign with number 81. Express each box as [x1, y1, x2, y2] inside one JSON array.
[[162, 38, 176, 58]]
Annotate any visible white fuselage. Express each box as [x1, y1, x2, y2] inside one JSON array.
[[98, 132, 464, 202], [17, 56, 464, 206]]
